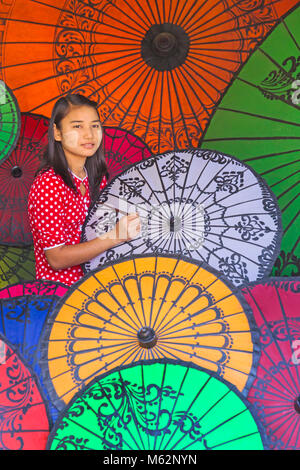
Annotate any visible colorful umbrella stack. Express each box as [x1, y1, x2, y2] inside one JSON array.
[[0, 0, 299, 452]]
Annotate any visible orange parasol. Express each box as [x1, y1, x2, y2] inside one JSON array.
[[0, 0, 298, 153]]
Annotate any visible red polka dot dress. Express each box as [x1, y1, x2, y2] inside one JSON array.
[[28, 167, 107, 286]]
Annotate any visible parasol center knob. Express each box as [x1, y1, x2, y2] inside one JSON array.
[[11, 166, 23, 178], [169, 215, 182, 233], [153, 32, 177, 57], [137, 327, 157, 349], [141, 23, 190, 71], [294, 396, 300, 414]]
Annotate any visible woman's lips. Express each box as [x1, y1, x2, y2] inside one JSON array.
[[81, 143, 95, 149]]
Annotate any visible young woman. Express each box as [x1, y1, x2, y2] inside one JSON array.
[[28, 94, 140, 286]]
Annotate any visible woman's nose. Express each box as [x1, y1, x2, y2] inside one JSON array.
[[83, 126, 94, 138]]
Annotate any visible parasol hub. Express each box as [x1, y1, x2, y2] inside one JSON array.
[[141, 23, 189, 71], [153, 32, 177, 57], [169, 215, 182, 232], [11, 165, 23, 178], [294, 396, 300, 414], [137, 327, 157, 349]]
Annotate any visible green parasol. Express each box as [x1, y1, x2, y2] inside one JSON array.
[[0, 81, 21, 164], [0, 244, 36, 288], [199, 5, 300, 276], [46, 360, 268, 451]]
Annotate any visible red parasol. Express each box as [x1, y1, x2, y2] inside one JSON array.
[[242, 278, 300, 449], [103, 126, 152, 181], [0, 333, 50, 450], [0, 279, 68, 299], [0, 112, 49, 246]]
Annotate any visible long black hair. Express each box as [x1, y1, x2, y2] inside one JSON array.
[[36, 94, 109, 204]]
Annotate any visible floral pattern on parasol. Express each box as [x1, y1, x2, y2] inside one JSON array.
[[0, 333, 50, 450], [242, 278, 300, 450], [46, 360, 268, 450]]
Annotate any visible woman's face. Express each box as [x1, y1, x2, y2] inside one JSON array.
[[54, 105, 103, 161]]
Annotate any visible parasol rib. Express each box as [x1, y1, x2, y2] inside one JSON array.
[[282, 14, 300, 48], [30, 0, 145, 40]]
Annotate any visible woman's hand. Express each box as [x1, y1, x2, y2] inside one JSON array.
[[112, 213, 141, 243], [45, 213, 141, 271]]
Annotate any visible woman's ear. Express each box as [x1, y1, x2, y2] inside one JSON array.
[[53, 123, 62, 141]]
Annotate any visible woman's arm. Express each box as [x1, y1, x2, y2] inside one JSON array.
[[45, 214, 140, 271]]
